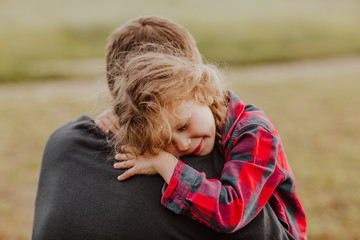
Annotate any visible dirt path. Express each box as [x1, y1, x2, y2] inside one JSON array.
[[0, 55, 359, 95], [224, 55, 360, 83]]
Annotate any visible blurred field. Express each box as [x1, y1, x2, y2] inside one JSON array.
[[1, 0, 360, 239], [1, 0, 360, 83], [1, 57, 360, 239]]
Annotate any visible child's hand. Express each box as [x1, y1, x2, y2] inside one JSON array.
[[114, 146, 178, 183], [94, 109, 119, 134]]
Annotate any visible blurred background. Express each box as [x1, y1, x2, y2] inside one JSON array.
[[1, 0, 359, 239]]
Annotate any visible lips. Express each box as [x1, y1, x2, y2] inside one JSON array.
[[190, 139, 203, 155]]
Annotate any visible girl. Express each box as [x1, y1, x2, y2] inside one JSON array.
[[96, 52, 307, 240]]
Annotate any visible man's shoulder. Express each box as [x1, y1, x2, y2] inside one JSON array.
[[51, 115, 94, 138], [44, 115, 110, 160], [48, 115, 105, 144]]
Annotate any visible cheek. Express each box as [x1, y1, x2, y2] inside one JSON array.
[[211, 118, 216, 133], [209, 123, 216, 142], [207, 113, 216, 137], [165, 145, 174, 154], [165, 144, 182, 156], [198, 119, 216, 139], [196, 111, 216, 137]]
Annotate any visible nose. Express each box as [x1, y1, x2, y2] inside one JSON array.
[[172, 134, 191, 152]]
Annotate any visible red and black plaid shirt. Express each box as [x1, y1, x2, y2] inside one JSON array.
[[161, 91, 307, 239]]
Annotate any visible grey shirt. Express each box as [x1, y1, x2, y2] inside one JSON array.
[[32, 115, 294, 240]]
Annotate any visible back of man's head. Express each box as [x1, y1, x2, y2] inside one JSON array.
[[105, 16, 202, 96]]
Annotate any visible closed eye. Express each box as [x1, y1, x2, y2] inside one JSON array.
[[177, 122, 189, 132]]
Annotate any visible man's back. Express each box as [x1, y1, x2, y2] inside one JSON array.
[[32, 115, 294, 240]]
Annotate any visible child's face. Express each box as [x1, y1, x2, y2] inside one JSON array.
[[165, 100, 216, 157]]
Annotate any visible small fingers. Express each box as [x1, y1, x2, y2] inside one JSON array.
[[115, 145, 136, 160], [104, 109, 119, 134], [94, 118, 110, 134], [121, 145, 135, 153], [108, 109, 120, 128], [117, 168, 136, 181], [115, 152, 135, 161], [101, 116, 118, 134], [113, 160, 135, 169], [94, 109, 119, 134]]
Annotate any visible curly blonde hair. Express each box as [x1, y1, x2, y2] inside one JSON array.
[[106, 16, 202, 96], [112, 52, 227, 156]]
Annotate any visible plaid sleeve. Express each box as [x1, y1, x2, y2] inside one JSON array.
[[161, 124, 285, 233]]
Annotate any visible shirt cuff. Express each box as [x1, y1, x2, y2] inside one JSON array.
[[162, 160, 184, 198], [161, 160, 199, 214]]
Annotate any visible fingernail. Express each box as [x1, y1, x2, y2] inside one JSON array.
[[117, 175, 123, 181], [115, 153, 120, 159], [105, 129, 110, 133]]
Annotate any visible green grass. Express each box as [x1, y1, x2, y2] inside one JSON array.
[[1, 0, 360, 83], [0, 63, 359, 239]]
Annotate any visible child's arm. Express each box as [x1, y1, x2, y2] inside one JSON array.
[[114, 125, 304, 238], [114, 125, 283, 233], [160, 125, 287, 233], [94, 109, 119, 134]]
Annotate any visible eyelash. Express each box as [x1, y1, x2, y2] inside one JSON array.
[[178, 122, 189, 132]]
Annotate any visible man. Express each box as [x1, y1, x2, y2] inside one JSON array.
[[32, 115, 294, 239], [32, 16, 295, 239]]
